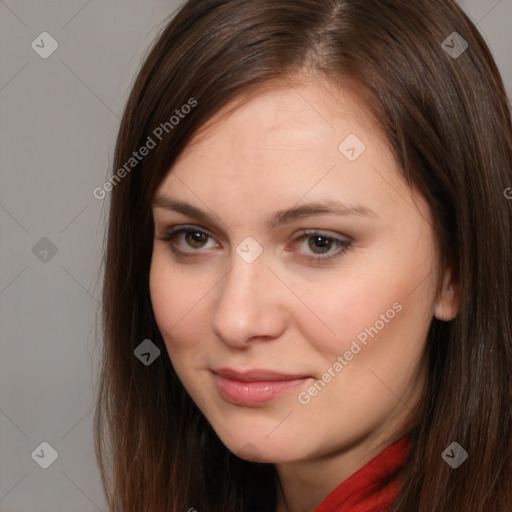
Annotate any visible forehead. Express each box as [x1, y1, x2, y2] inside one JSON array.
[[158, 78, 397, 195], [157, 79, 402, 208], [171, 76, 383, 172]]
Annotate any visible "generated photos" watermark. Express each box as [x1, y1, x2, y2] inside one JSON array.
[[298, 301, 403, 404], [93, 97, 198, 200]]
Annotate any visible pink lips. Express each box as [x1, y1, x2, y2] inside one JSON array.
[[211, 367, 312, 406]]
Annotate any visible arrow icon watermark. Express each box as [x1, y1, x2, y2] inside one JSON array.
[[134, 339, 161, 366]]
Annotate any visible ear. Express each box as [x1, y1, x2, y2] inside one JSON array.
[[434, 267, 459, 321]]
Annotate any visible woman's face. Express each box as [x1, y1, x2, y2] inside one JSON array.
[[149, 76, 457, 464]]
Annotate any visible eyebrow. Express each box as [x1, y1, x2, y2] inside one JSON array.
[[151, 196, 378, 230]]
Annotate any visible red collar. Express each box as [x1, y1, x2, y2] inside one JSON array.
[[313, 435, 411, 512]]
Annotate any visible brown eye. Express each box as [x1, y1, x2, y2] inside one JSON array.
[[294, 230, 352, 264], [308, 235, 333, 254], [158, 225, 218, 257], [184, 230, 208, 248]]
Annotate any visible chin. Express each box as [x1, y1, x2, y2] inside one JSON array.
[[218, 431, 305, 464]]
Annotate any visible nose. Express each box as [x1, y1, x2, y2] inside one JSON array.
[[211, 248, 288, 348]]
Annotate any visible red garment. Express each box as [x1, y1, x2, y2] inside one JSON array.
[[313, 435, 411, 512]]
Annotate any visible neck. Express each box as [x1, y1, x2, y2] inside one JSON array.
[[273, 424, 411, 512]]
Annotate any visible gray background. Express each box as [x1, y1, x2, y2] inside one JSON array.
[[0, 1, 510, 510]]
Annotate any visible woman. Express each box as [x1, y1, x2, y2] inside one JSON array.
[[94, 1, 512, 511]]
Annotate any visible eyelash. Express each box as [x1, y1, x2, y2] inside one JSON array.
[[156, 224, 352, 264]]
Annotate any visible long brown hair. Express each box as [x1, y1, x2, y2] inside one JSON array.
[[94, 1, 512, 510]]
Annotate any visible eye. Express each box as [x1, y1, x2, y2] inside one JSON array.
[[292, 230, 352, 263], [156, 225, 218, 257]]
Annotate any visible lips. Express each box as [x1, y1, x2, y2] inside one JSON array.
[[212, 367, 311, 382], [211, 367, 313, 406]]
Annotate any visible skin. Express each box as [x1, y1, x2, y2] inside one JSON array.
[[149, 74, 459, 512]]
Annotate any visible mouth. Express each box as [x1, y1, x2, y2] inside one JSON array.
[[211, 367, 313, 406]]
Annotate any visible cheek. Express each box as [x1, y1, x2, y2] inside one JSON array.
[[149, 253, 208, 355], [295, 246, 434, 375], [293, 266, 405, 359], [149, 257, 177, 339], [304, 273, 432, 409]]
